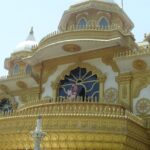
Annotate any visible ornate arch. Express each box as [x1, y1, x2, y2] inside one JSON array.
[[55, 63, 103, 83], [98, 16, 109, 28], [25, 64, 32, 75], [51, 62, 106, 100], [13, 63, 20, 75], [0, 94, 14, 112], [0, 93, 12, 101], [77, 17, 88, 28]]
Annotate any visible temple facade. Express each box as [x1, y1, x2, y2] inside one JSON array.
[[0, 0, 150, 149]]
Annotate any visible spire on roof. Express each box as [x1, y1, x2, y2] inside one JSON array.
[[26, 27, 35, 41]]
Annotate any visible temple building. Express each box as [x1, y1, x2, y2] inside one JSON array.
[[0, 0, 150, 149]]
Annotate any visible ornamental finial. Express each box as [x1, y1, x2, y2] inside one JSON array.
[[30, 27, 34, 35], [26, 26, 35, 41], [31, 115, 46, 150]]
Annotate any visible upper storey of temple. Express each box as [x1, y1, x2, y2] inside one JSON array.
[[59, 0, 134, 31], [5, 0, 137, 70]]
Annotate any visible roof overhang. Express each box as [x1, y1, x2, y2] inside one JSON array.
[[0, 74, 39, 94], [23, 37, 122, 65]]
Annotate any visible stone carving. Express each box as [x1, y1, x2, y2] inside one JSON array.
[[104, 87, 118, 103], [136, 98, 150, 114], [133, 59, 147, 71]]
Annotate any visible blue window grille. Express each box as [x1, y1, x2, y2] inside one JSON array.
[[99, 17, 109, 28], [78, 18, 87, 28], [25, 65, 32, 74], [58, 67, 99, 101]]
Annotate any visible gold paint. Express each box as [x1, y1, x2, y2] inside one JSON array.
[[132, 71, 150, 98], [0, 102, 149, 149], [42, 46, 122, 80], [104, 87, 118, 103], [0, 84, 9, 92], [98, 75, 106, 102], [122, 85, 127, 99], [117, 73, 132, 110], [102, 56, 120, 72], [0, 1, 149, 149], [16, 81, 28, 89], [133, 59, 147, 71], [136, 98, 150, 115], [63, 44, 81, 52]]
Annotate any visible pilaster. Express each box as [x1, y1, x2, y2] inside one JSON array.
[[98, 75, 107, 102], [117, 73, 132, 110]]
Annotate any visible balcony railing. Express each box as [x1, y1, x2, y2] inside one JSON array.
[[114, 48, 150, 59], [0, 97, 145, 127], [36, 24, 132, 50], [0, 71, 38, 82]]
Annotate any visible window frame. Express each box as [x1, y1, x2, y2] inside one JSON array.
[[77, 17, 88, 28], [98, 16, 109, 28], [13, 64, 20, 75], [25, 64, 32, 75]]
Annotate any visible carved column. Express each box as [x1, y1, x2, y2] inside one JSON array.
[[99, 75, 106, 103], [51, 81, 59, 99], [117, 73, 132, 110]]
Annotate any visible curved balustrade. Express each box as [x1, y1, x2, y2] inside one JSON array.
[[143, 117, 150, 129], [0, 97, 125, 117], [0, 97, 145, 127], [18, 96, 117, 110], [36, 24, 130, 49], [125, 110, 144, 127]]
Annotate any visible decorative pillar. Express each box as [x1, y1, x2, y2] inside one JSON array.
[[99, 75, 106, 103], [51, 81, 58, 99], [31, 116, 46, 150], [117, 73, 132, 110]]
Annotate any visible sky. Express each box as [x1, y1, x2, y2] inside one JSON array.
[[0, 0, 149, 76]]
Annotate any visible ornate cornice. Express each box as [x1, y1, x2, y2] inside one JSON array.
[[102, 56, 119, 72], [132, 71, 150, 98], [117, 73, 132, 82], [38, 26, 132, 50]]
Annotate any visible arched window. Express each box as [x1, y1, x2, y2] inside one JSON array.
[[0, 98, 12, 112], [78, 18, 87, 28], [99, 17, 109, 28], [58, 67, 99, 101], [25, 65, 32, 75], [13, 64, 19, 75]]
